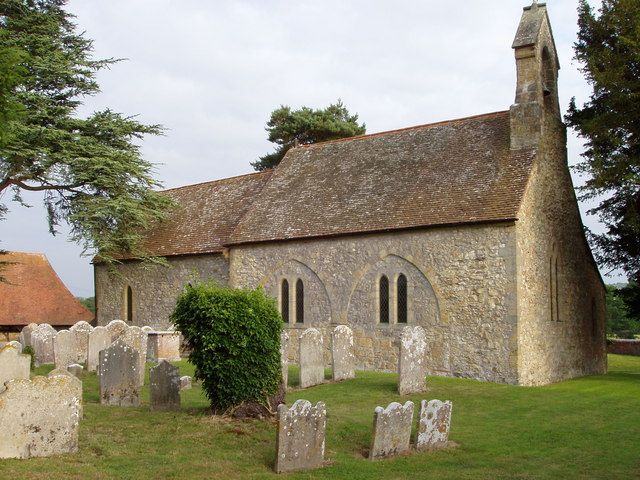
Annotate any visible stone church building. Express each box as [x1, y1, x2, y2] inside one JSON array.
[[95, 3, 607, 386]]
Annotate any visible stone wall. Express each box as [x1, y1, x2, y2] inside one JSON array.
[[607, 339, 640, 356], [229, 223, 520, 384], [95, 254, 229, 329]]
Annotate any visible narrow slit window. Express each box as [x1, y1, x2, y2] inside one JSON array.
[[397, 274, 407, 324], [379, 275, 389, 324], [125, 286, 133, 322], [295, 279, 304, 324], [281, 279, 289, 323]]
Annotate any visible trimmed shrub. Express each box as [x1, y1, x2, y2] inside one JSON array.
[[171, 282, 282, 414]]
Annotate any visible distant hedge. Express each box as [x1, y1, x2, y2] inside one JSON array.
[[171, 282, 282, 413]]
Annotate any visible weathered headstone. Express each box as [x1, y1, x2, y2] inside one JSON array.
[[67, 364, 84, 378], [19, 323, 37, 348], [8, 340, 22, 350], [180, 375, 192, 390], [98, 340, 141, 407], [331, 325, 355, 381], [0, 344, 31, 392], [121, 326, 148, 385], [0, 374, 82, 459], [147, 331, 181, 362], [150, 360, 181, 410], [369, 401, 415, 460], [416, 399, 452, 451], [299, 328, 324, 388], [281, 330, 289, 389], [398, 325, 427, 395], [54, 329, 80, 369], [275, 400, 326, 473], [70, 321, 93, 363], [105, 319, 128, 342], [87, 326, 111, 372], [31, 323, 56, 365]]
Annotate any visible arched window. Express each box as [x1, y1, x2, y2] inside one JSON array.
[[397, 274, 407, 324], [281, 279, 289, 323], [379, 275, 389, 324], [125, 285, 133, 322], [295, 279, 304, 324]]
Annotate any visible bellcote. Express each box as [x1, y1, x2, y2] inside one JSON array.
[[510, 2, 561, 149]]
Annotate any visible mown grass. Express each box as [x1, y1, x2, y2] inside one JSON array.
[[1, 355, 639, 479]]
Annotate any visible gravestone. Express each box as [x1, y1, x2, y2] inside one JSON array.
[[416, 399, 452, 451], [8, 340, 22, 350], [19, 323, 37, 348], [54, 330, 80, 369], [0, 374, 82, 459], [369, 401, 414, 460], [105, 319, 128, 342], [87, 326, 111, 372], [121, 326, 148, 385], [331, 325, 355, 381], [275, 399, 326, 473], [67, 364, 84, 378], [150, 360, 181, 410], [98, 340, 141, 407], [281, 330, 289, 389], [180, 376, 192, 390], [0, 344, 31, 393], [31, 324, 56, 365], [398, 325, 427, 395], [70, 321, 93, 363], [299, 328, 324, 388]]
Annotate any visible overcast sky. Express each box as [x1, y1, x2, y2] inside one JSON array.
[[1, 0, 623, 297]]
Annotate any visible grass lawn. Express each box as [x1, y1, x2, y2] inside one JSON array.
[[1, 355, 639, 479]]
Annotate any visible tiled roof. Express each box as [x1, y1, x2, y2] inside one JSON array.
[[228, 111, 536, 245], [131, 171, 272, 258], [0, 252, 94, 327]]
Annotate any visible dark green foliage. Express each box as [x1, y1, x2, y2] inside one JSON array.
[[77, 296, 95, 314], [252, 99, 366, 171], [606, 284, 640, 337], [0, 0, 175, 266], [22, 345, 35, 370], [565, 0, 640, 284], [171, 282, 282, 412]]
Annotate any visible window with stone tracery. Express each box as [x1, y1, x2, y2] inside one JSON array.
[[379, 275, 389, 324], [295, 279, 304, 324], [281, 279, 289, 323], [397, 274, 407, 323]]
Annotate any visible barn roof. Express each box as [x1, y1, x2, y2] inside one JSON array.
[[227, 111, 536, 246], [0, 252, 94, 327]]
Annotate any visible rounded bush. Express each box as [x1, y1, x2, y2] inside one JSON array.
[[171, 282, 282, 413]]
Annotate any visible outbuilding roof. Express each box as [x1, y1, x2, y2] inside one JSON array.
[[0, 252, 94, 327], [227, 111, 536, 246]]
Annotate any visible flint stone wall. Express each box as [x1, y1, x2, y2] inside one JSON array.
[[229, 224, 520, 384], [0, 375, 82, 459], [369, 401, 414, 460], [275, 400, 326, 473], [416, 399, 452, 451], [95, 254, 228, 329]]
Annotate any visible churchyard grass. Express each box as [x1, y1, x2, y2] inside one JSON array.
[[1, 354, 638, 479]]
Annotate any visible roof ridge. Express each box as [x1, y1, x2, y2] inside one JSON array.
[[161, 170, 271, 194], [297, 110, 509, 149]]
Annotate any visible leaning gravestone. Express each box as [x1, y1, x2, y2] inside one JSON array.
[[0, 374, 82, 459], [70, 321, 93, 363], [331, 325, 355, 381], [19, 323, 38, 348], [98, 340, 141, 407], [0, 344, 31, 392], [369, 401, 415, 460], [299, 328, 324, 388], [275, 399, 326, 473], [54, 330, 80, 369], [121, 326, 148, 386], [281, 330, 289, 389], [416, 399, 453, 451], [150, 360, 181, 411], [31, 323, 57, 365], [398, 325, 427, 395], [105, 319, 128, 342], [87, 326, 111, 372]]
